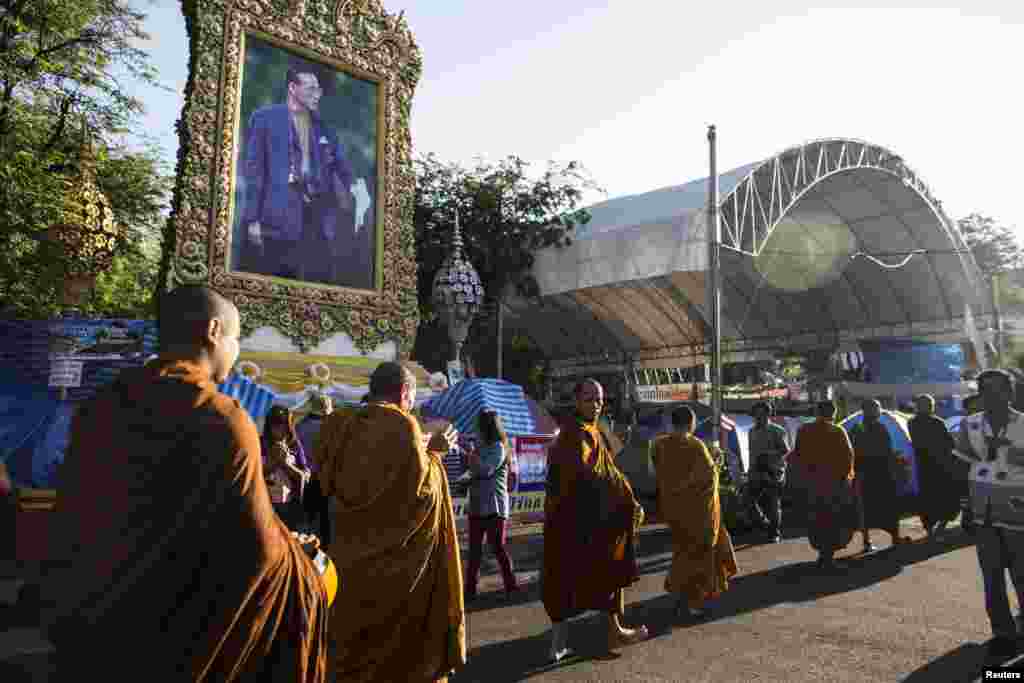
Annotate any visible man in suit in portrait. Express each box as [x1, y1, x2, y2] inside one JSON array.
[[238, 64, 373, 289]]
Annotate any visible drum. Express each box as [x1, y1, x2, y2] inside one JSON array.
[[301, 540, 338, 608]]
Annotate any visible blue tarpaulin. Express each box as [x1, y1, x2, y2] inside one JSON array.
[[859, 339, 965, 385], [421, 379, 557, 437], [217, 373, 278, 424], [0, 370, 60, 487], [31, 402, 75, 487], [0, 319, 158, 488]]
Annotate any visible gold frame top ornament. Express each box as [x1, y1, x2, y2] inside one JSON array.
[[164, 0, 422, 355]]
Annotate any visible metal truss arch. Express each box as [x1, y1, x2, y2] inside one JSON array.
[[522, 137, 992, 379], [718, 139, 978, 274]]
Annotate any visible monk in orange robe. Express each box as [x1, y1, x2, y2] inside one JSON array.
[[315, 362, 465, 683], [42, 285, 329, 681], [788, 400, 857, 570], [542, 379, 648, 663], [653, 406, 738, 619]]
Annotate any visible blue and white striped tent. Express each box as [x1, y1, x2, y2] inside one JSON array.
[[218, 373, 277, 423], [422, 379, 547, 437]]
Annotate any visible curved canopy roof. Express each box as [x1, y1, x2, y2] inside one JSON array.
[[508, 138, 991, 375]]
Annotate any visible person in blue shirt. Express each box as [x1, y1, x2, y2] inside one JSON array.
[[463, 409, 520, 600]]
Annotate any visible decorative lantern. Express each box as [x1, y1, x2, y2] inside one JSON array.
[[431, 211, 484, 362], [45, 123, 120, 312]]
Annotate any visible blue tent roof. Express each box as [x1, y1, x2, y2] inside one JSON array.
[[421, 379, 552, 437], [218, 373, 277, 423]]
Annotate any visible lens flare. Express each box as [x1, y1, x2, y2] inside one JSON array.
[[754, 212, 856, 292]]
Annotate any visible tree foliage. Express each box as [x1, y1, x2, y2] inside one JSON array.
[[0, 0, 159, 147], [0, 0, 170, 319], [411, 154, 602, 375], [958, 213, 1023, 276]]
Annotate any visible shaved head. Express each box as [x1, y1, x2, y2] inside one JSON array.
[[369, 362, 417, 410], [671, 406, 696, 432], [816, 400, 836, 419], [157, 285, 241, 382], [914, 394, 935, 415], [574, 378, 604, 422], [574, 378, 602, 398], [159, 286, 238, 348]]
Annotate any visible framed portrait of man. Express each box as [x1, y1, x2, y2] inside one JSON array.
[[229, 34, 379, 291], [165, 0, 421, 356]]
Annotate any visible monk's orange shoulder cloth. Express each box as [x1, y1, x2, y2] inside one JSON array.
[[790, 420, 855, 486], [42, 360, 328, 682], [316, 402, 466, 683], [653, 433, 714, 510], [542, 416, 642, 621]]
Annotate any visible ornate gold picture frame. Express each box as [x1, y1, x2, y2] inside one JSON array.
[[165, 0, 421, 356]]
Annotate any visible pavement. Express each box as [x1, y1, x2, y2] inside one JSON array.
[[3, 517, 1023, 682]]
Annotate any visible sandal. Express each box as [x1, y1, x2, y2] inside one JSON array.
[[608, 624, 649, 650]]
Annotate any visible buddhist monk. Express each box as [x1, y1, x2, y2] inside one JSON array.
[[849, 399, 912, 552], [789, 400, 856, 570], [41, 285, 329, 681], [908, 394, 961, 540], [315, 361, 465, 683], [653, 406, 738, 620], [542, 379, 648, 664]]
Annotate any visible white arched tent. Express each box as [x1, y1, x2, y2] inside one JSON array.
[[506, 138, 991, 377]]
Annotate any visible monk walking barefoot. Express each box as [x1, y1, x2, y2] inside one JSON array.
[[653, 406, 738, 620], [542, 379, 648, 662]]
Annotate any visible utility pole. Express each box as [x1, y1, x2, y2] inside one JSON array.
[[992, 272, 1003, 365], [707, 125, 722, 448]]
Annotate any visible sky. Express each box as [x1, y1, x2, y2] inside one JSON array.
[[131, 1, 1023, 233]]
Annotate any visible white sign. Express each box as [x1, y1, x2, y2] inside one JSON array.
[[49, 360, 84, 388], [633, 383, 694, 403], [447, 360, 465, 386]]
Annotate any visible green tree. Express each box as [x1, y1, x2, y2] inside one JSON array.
[[0, 0, 159, 151], [958, 213, 1023, 276], [412, 154, 602, 379], [0, 0, 169, 318]]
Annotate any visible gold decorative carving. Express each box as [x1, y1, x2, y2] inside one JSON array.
[[166, 0, 422, 354]]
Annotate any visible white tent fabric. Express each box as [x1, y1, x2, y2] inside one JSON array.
[[509, 139, 989, 374]]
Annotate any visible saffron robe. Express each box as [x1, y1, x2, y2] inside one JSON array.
[[42, 360, 328, 682], [653, 432, 738, 606], [849, 421, 902, 531], [789, 419, 857, 554], [542, 417, 643, 621], [908, 413, 964, 525], [315, 402, 466, 683]]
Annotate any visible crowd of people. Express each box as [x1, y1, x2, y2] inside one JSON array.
[[31, 284, 1024, 681]]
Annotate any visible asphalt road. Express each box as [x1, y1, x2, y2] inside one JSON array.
[[454, 519, 1019, 683], [2, 519, 1020, 682]]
